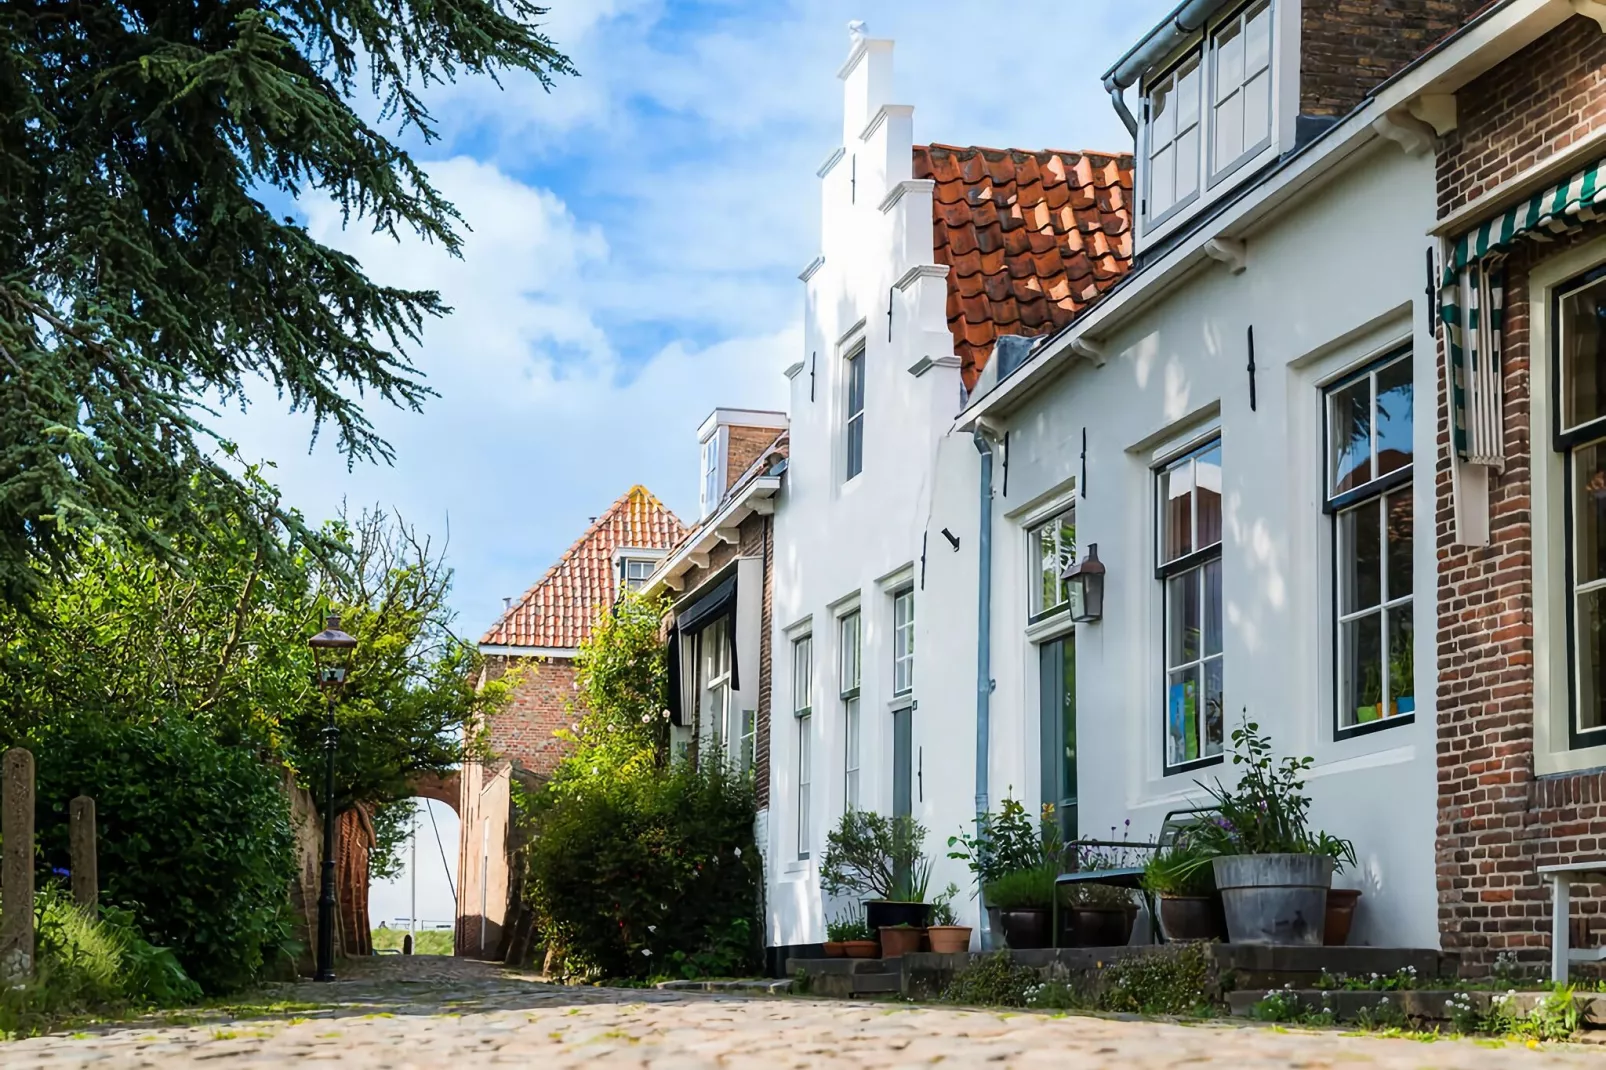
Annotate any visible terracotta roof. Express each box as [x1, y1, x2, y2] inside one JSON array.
[[480, 485, 686, 649], [914, 144, 1135, 391]]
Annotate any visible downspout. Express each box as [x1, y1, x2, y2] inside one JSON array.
[[1101, 0, 1229, 138], [971, 426, 997, 949]]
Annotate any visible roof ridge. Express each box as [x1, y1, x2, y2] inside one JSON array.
[[481, 485, 685, 645], [919, 142, 1134, 162]]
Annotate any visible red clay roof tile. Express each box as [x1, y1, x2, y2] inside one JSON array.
[[913, 144, 1135, 391], [480, 485, 686, 650]]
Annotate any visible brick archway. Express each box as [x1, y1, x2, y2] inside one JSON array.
[[411, 771, 460, 816]]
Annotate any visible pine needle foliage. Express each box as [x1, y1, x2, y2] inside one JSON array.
[[0, 1, 575, 603]]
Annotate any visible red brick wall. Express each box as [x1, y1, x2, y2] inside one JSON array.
[[725, 425, 780, 490], [1434, 14, 1606, 974], [481, 656, 581, 778], [1299, 0, 1489, 118]]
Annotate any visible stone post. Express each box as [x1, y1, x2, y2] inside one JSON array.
[[70, 795, 97, 914], [1, 747, 35, 981]]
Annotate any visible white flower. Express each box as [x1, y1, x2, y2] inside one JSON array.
[[641, 713, 651, 723], [660, 903, 668, 911], [734, 847, 742, 858], [642, 949, 653, 957], [648, 925, 657, 933], [661, 709, 672, 720]]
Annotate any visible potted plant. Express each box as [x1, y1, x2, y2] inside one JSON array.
[[926, 883, 973, 954], [1193, 717, 1357, 946], [1389, 641, 1415, 717], [1325, 887, 1363, 946], [831, 916, 879, 958], [824, 912, 860, 957], [982, 861, 1057, 949], [878, 921, 924, 958], [1140, 838, 1222, 942], [821, 811, 933, 932]]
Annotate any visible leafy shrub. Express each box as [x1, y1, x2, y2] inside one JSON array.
[[820, 811, 931, 901], [949, 797, 1052, 887], [27, 714, 296, 993], [984, 863, 1057, 910], [1140, 839, 1216, 898], [1096, 943, 1214, 1015], [0, 887, 201, 1038], [525, 756, 759, 981], [939, 952, 1041, 1007], [825, 913, 872, 942]]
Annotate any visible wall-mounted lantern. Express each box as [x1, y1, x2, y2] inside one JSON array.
[[1062, 543, 1106, 623]]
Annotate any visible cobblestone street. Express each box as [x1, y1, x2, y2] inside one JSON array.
[[5, 957, 1606, 1068]]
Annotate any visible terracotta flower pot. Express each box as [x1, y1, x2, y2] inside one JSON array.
[[842, 940, 880, 959], [1325, 887, 1362, 946], [878, 926, 926, 958], [824, 941, 846, 958], [997, 908, 1052, 950], [927, 925, 973, 954], [1158, 896, 1224, 942]]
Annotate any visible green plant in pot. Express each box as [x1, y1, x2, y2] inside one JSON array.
[[951, 796, 1064, 950], [927, 883, 973, 954], [1141, 837, 1222, 942], [824, 912, 875, 957], [821, 811, 933, 934], [1192, 716, 1357, 946], [1061, 835, 1144, 947]]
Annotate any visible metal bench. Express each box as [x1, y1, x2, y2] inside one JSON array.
[[1538, 860, 1606, 983], [1052, 807, 1216, 948]]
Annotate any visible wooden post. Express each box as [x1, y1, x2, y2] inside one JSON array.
[[1, 748, 35, 982], [70, 796, 97, 914]]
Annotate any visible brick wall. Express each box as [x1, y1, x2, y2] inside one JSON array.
[[725, 425, 780, 490], [1434, 14, 1606, 974], [1299, 0, 1489, 118], [480, 655, 581, 778]]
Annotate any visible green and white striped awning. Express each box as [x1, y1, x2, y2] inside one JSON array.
[[1445, 157, 1606, 278]]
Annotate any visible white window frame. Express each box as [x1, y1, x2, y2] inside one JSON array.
[[1027, 508, 1077, 621], [1143, 53, 1202, 228], [839, 609, 862, 810], [793, 634, 813, 859], [1323, 347, 1415, 739], [701, 616, 733, 756], [844, 345, 866, 482], [700, 428, 725, 518], [1157, 437, 1225, 775], [621, 558, 654, 592], [892, 588, 915, 697], [1206, 0, 1274, 185]]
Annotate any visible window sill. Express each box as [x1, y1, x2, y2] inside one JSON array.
[[782, 859, 812, 880], [1162, 753, 1224, 778], [1025, 611, 1074, 644], [1334, 712, 1414, 742]]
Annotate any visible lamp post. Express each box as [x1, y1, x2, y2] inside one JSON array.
[[308, 614, 357, 983]]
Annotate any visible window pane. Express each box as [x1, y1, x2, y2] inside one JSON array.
[[1160, 455, 1195, 562], [1330, 376, 1372, 495], [847, 351, 865, 415], [1387, 490, 1413, 600], [846, 415, 863, 480], [839, 612, 861, 692], [1167, 570, 1201, 666], [1578, 588, 1606, 733], [1150, 144, 1175, 216], [1203, 558, 1223, 657], [1575, 443, 1606, 587], [1387, 607, 1415, 716], [1033, 523, 1057, 614], [1242, 68, 1270, 149], [1562, 275, 1606, 433], [1339, 498, 1382, 613], [1176, 59, 1201, 130], [1150, 80, 1174, 145], [1215, 18, 1244, 104], [1341, 612, 1384, 726], [1175, 127, 1200, 202], [1244, 1, 1272, 74], [1196, 443, 1222, 548], [1214, 91, 1243, 169], [1203, 657, 1225, 757], [793, 637, 812, 714], [844, 695, 861, 809], [1375, 357, 1414, 478], [1166, 666, 1201, 766]]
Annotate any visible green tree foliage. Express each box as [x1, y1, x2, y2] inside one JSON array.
[[27, 715, 297, 994], [0, 1, 574, 603], [524, 592, 760, 980]]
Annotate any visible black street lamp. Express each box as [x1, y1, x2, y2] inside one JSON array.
[[308, 614, 357, 983]]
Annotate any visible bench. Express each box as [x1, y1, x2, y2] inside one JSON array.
[[1538, 860, 1606, 983], [1052, 807, 1216, 948]]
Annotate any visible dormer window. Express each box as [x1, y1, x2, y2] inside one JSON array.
[[621, 558, 654, 593], [700, 428, 726, 518], [1140, 0, 1277, 234]]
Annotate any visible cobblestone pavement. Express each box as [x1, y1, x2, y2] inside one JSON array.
[[9, 956, 1606, 1068]]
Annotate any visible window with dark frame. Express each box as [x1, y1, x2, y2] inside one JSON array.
[[1157, 438, 1224, 773], [793, 635, 812, 859], [1324, 348, 1414, 737], [1556, 264, 1606, 749], [1028, 508, 1077, 620], [845, 347, 865, 481]]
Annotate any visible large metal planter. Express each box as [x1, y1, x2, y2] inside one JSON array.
[[1212, 853, 1333, 945]]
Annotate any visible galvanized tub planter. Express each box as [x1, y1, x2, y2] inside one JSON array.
[[1213, 853, 1333, 945]]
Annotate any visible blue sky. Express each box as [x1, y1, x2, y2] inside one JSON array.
[[223, 0, 1175, 645]]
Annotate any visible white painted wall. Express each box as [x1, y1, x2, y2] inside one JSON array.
[[767, 30, 982, 950], [986, 138, 1442, 949]]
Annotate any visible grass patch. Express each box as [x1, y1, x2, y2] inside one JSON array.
[[370, 929, 453, 956]]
